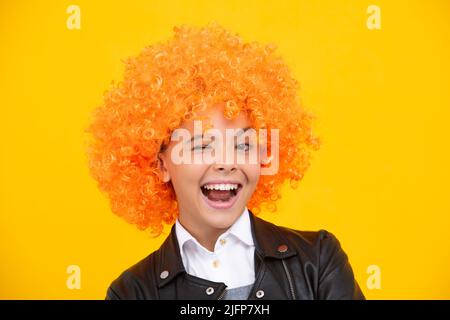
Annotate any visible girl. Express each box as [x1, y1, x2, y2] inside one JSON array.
[[86, 23, 365, 300]]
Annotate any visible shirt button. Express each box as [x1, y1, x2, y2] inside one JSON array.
[[256, 290, 265, 298], [212, 259, 220, 268], [206, 287, 215, 295], [160, 270, 169, 279], [219, 238, 227, 245]]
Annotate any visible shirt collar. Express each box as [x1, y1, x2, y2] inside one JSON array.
[[226, 207, 254, 247], [175, 207, 254, 252]]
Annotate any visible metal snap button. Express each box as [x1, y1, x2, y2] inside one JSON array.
[[277, 244, 288, 253], [160, 270, 169, 279], [206, 287, 215, 295], [256, 290, 265, 298]]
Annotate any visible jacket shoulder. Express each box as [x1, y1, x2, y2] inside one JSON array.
[[274, 224, 365, 300], [272, 222, 338, 257], [275, 224, 349, 272], [106, 252, 159, 300]]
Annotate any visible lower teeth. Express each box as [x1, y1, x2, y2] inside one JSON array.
[[201, 186, 240, 203]]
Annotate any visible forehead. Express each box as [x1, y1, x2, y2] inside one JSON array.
[[179, 104, 251, 132]]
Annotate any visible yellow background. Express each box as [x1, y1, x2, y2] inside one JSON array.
[[1, 0, 449, 299]]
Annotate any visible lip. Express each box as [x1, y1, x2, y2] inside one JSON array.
[[200, 180, 244, 210]]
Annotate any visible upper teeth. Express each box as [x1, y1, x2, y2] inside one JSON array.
[[202, 183, 239, 191]]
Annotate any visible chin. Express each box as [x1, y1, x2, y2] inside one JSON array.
[[201, 206, 244, 229]]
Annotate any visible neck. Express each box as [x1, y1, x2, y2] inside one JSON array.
[[178, 216, 227, 252]]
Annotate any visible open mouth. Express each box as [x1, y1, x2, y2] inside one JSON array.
[[200, 182, 243, 209]]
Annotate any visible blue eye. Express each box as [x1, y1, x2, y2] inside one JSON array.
[[236, 143, 251, 151]]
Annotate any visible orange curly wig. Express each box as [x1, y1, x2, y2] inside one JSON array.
[[86, 22, 320, 237]]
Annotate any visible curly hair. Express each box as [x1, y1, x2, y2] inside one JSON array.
[[86, 22, 320, 237]]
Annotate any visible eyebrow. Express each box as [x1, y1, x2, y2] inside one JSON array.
[[187, 127, 252, 144]]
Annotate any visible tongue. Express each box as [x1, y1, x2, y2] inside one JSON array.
[[207, 190, 233, 202]]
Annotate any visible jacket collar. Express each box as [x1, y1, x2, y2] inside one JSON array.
[[156, 210, 297, 288]]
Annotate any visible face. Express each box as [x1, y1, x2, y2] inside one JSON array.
[[158, 105, 261, 240]]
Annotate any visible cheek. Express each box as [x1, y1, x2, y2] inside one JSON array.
[[243, 164, 261, 186], [169, 163, 208, 187]]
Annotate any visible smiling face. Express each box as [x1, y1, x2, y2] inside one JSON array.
[[158, 105, 261, 247]]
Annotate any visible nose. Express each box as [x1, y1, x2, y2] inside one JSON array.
[[210, 140, 238, 173], [212, 162, 237, 173]]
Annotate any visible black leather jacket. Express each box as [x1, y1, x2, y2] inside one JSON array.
[[106, 211, 365, 300]]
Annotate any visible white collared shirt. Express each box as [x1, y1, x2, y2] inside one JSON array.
[[175, 208, 255, 289]]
